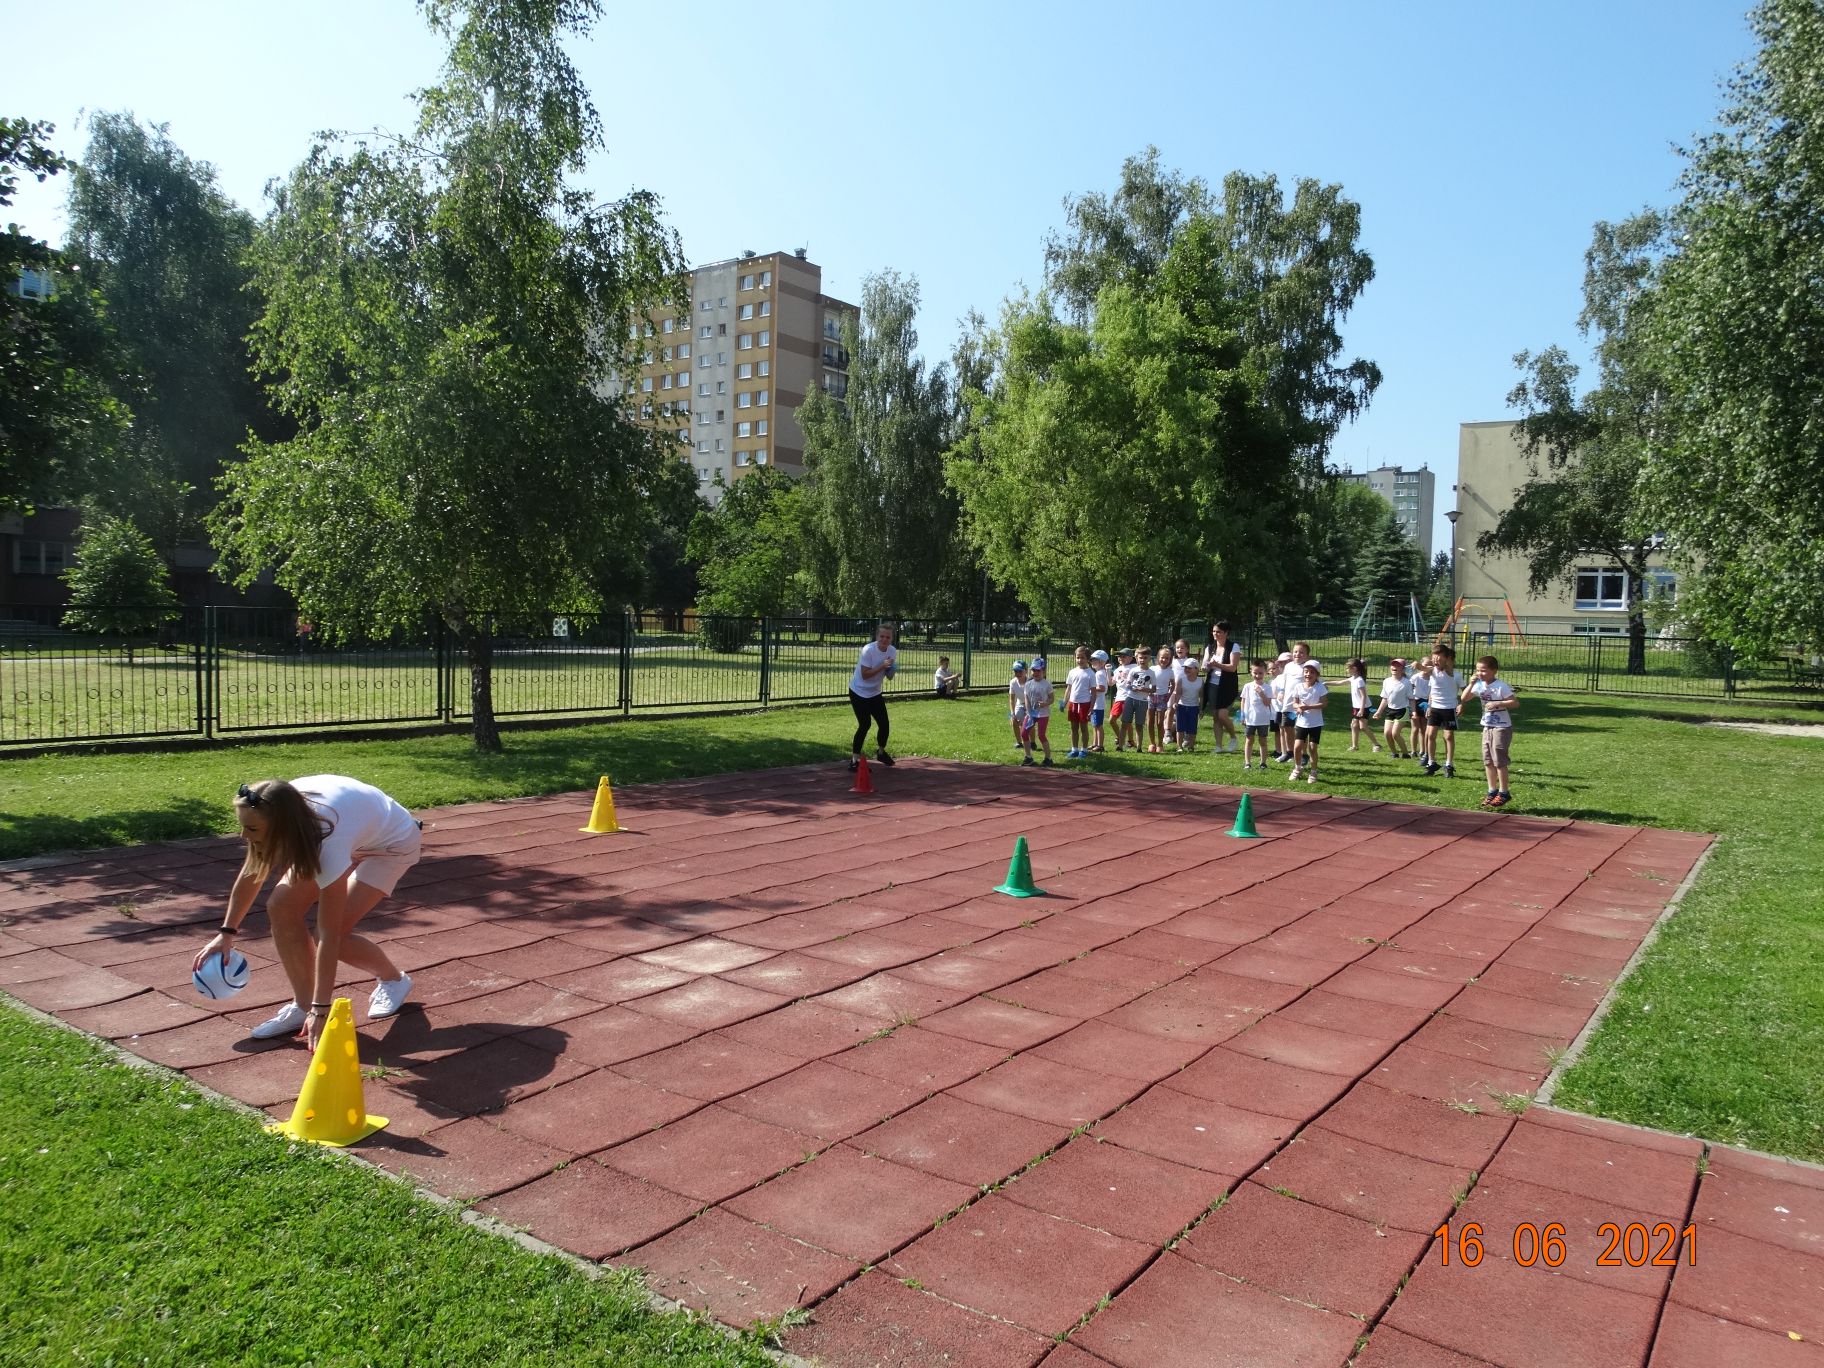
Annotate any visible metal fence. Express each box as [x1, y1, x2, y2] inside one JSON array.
[[1, 605, 1816, 748]]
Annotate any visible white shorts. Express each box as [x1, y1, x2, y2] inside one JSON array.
[[350, 824, 423, 895]]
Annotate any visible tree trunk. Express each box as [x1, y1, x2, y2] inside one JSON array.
[[465, 621, 502, 752], [1626, 560, 1648, 676]]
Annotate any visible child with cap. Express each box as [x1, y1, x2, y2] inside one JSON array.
[[1023, 656, 1055, 766], [1089, 649, 1111, 752], [1007, 660, 1029, 750]]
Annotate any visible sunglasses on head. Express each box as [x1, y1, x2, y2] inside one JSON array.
[[237, 783, 262, 808]]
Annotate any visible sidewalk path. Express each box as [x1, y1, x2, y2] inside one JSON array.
[[3, 762, 1819, 1367]]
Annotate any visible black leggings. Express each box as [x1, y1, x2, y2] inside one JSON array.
[[850, 689, 889, 753]]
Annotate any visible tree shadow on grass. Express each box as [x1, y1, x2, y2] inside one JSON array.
[[0, 799, 223, 866]]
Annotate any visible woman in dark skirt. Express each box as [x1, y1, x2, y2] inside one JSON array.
[[1200, 620, 1243, 754]]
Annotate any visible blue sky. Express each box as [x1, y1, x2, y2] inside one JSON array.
[[5, 0, 1757, 554]]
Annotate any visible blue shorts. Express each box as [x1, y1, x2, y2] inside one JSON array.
[[1175, 703, 1199, 735], [1091, 707, 1105, 727]]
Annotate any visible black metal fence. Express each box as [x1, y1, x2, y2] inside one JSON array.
[[1, 606, 1816, 748]]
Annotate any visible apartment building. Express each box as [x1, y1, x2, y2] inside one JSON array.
[[1455, 420, 1674, 627], [1341, 463, 1435, 560], [631, 249, 856, 503]]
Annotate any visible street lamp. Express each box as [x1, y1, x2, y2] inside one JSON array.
[[1444, 507, 1461, 641]]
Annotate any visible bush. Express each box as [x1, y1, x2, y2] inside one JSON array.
[[697, 616, 753, 653]]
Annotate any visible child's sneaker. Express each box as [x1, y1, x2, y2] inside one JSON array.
[[848, 755, 860, 773], [875, 750, 895, 767], [1040, 756, 1055, 767], [1444, 763, 1455, 779], [1372, 744, 1382, 753], [1021, 756, 1036, 766], [1306, 770, 1318, 785]]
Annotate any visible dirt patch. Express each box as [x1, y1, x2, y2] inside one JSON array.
[[1707, 721, 1824, 738]]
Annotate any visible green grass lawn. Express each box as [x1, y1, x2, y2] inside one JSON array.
[[2, 690, 1821, 1362]]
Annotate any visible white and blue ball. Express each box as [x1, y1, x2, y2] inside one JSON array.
[[192, 950, 251, 1000]]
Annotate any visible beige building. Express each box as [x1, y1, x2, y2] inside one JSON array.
[[1342, 463, 1435, 560], [631, 250, 855, 504], [1455, 420, 1673, 630]]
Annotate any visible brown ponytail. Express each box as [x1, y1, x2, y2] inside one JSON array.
[[235, 780, 330, 882]]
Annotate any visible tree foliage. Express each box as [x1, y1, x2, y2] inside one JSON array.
[[0, 118, 130, 514], [212, 0, 686, 750], [1637, 0, 1824, 652], [65, 113, 270, 546], [797, 270, 957, 619], [1486, 213, 1667, 671], [60, 512, 180, 660], [950, 156, 1379, 646], [685, 466, 808, 623]]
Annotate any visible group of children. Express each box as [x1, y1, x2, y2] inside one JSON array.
[[1005, 639, 1519, 807]]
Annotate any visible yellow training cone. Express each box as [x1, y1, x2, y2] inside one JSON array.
[[265, 998, 387, 1147], [580, 775, 622, 834]]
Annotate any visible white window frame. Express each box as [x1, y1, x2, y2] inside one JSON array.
[[639, 376, 653, 392], [756, 419, 768, 435], [737, 392, 753, 409], [662, 318, 675, 334], [760, 270, 771, 287], [677, 342, 690, 358], [757, 389, 769, 407], [758, 330, 770, 347], [738, 334, 753, 350], [737, 362, 753, 380], [1574, 567, 1629, 612], [738, 303, 754, 320], [757, 359, 770, 377], [759, 300, 770, 317], [736, 451, 751, 467], [736, 421, 752, 437], [739, 273, 755, 290], [756, 448, 768, 465]]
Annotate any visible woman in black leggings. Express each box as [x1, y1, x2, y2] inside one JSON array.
[[849, 623, 898, 770]]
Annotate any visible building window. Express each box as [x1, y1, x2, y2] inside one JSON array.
[[756, 419, 768, 435], [716, 408, 725, 422], [697, 467, 709, 482], [759, 300, 770, 317], [13, 540, 72, 576], [716, 380, 727, 395], [700, 299, 712, 312], [736, 451, 751, 467], [758, 330, 770, 347], [760, 270, 771, 287], [714, 438, 724, 452], [758, 359, 770, 377], [699, 354, 711, 369], [640, 376, 653, 392], [661, 374, 672, 390], [757, 388, 769, 406], [717, 322, 727, 336], [738, 333, 753, 350], [698, 411, 709, 424], [737, 421, 752, 437], [643, 350, 654, 365], [716, 352, 727, 365], [663, 318, 674, 334], [738, 392, 752, 409], [698, 382, 710, 397], [1574, 567, 1629, 611], [677, 342, 689, 358], [660, 346, 671, 362], [699, 324, 711, 339], [676, 404, 689, 419], [739, 303, 754, 320], [676, 371, 689, 388], [739, 273, 755, 290], [639, 402, 653, 418], [737, 362, 753, 379], [756, 448, 768, 465], [718, 296, 727, 308], [643, 322, 654, 337], [697, 440, 709, 453]]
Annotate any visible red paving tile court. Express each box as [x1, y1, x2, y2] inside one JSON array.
[[6, 760, 1824, 1368]]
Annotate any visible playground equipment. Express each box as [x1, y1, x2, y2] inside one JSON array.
[[1438, 597, 1527, 647]]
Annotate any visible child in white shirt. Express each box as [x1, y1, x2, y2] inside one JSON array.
[[1462, 654, 1518, 807], [1174, 656, 1202, 753], [1336, 657, 1376, 753], [1063, 646, 1097, 760], [1423, 644, 1464, 779], [1374, 659, 1414, 758], [1111, 648, 1137, 751], [1409, 655, 1435, 766], [1124, 649, 1157, 753], [1089, 650, 1110, 752], [1238, 660, 1276, 771], [1023, 656, 1055, 767], [933, 656, 961, 699], [1291, 661, 1328, 784], [1006, 661, 1029, 750]]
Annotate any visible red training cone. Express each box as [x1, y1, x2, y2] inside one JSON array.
[[850, 755, 874, 795]]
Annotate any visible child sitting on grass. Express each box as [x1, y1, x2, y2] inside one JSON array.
[[933, 657, 961, 699]]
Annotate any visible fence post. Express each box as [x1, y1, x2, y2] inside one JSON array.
[[759, 617, 772, 707], [1588, 632, 1602, 693], [621, 610, 634, 715], [199, 606, 214, 741], [1722, 644, 1736, 699], [962, 618, 973, 692]]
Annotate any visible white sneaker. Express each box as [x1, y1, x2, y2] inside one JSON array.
[[369, 973, 414, 1020], [250, 1002, 308, 1040], [1307, 771, 1318, 785]]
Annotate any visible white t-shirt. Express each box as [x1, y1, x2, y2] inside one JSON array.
[[1024, 677, 1054, 717], [1065, 666, 1096, 704], [294, 775, 419, 886], [1428, 669, 1463, 710], [1293, 680, 1328, 730], [1093, 666, 1109, 703], [1279, 660, 1312, 702], [1239, 680, 1275, 727], [1380, 675, 1412, 710], [1348, 675, 1368, 710], [1008, 677, 1027, 716], [1468, 678, 1516, 728], [850, 641, 897, 698], [1176, 660, 1200, 702], [1112, 663, 1134, 703], [1127, 666, 1156, 701]]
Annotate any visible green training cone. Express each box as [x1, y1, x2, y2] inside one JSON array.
[[993, 835, 1044, 898], [1227, 792, 1262, 839]]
